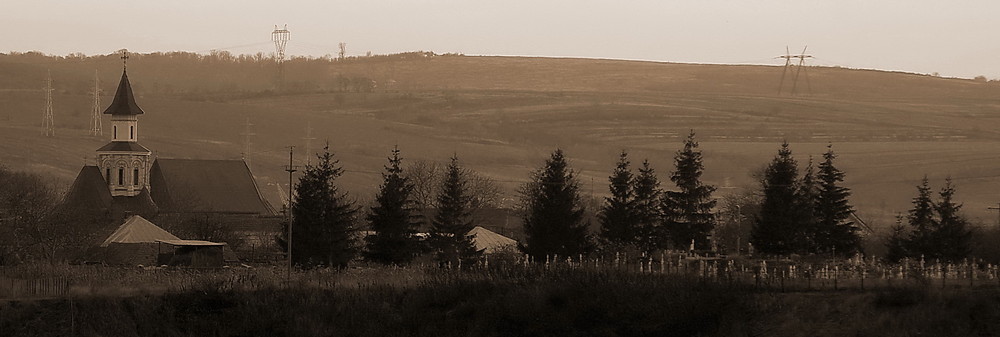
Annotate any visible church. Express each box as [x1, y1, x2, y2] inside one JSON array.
[[62, 57, 278, 250]]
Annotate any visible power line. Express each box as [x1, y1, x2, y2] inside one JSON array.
[[776, 46, 813, 96]]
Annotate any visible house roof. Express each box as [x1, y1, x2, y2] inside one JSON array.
[[102, 69, 145, 115], [149, 159, 276, 215], [96, 141, 151, 153], [468, 226, 517, 254], [101, 215, 179, 247]]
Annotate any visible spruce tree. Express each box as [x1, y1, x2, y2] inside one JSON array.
[[598, 151, 637, 247], [933, 178, 972, 262], [280, 145, 358, 269], [906, 176, 936, 259], [663, 131, 716, 250], [364, 147, 423, 265], [428, 156, 482, 268], [521, 149, 590, 260], [796, 157, 820, 253], [633, 159, 664, 253], [751, 142, 801, 255], [884, 214, 910, 263], [815, 145, 861, 256]]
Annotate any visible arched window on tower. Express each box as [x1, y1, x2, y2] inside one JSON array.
[[118, 168, 124, 185], [130, 126, 134, 140], [106, 168, 111, 184], [133, 168, 139, 186], [114, 126, 117, 140]]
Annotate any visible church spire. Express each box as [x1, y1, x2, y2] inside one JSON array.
[[102, 49, 144, 116]]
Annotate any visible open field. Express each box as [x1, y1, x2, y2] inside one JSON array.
[[3, 261, 1000, 336], [2, 54, 1000, 229]]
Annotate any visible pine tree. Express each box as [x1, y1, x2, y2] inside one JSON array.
[[905, 176, 936, 259], [933, 178, 971, 262], [598, 151, 637, 247], [364, 147, 423, 265], [663, 131, 716, 250], [279, 145, 358, 269], [751, 142, 801, 255], [521, 149, 590, 260], [633, 159, 664, 253], [815, 145, 861, 256], [428, 156, 482, 268]]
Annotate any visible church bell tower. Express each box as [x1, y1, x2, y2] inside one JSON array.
[[96, 50, 151, 197]]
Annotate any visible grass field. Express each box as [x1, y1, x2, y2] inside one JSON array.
[[2, 55, 1000, 229], [3, 262, 1000, 337]]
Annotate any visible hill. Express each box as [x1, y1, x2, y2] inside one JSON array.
[[2, 52, 1000, 234]]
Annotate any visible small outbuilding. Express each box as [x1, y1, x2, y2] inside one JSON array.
[[156, 239, 226, 268], [468, 226, 517, 254], [87, 215, 180, 265]]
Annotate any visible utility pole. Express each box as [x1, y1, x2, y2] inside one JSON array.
[[41, 70, 55, 137], [284, 146, 298, 283], [90, 70, 102, 136], [776, 46, 813, 96], [302, 123, 316, 165], [241, 117, 256, 167], [272, 24, 290, 89]]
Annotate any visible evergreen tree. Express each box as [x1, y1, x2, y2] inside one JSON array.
[[521, 149, 590, 260], [751, 142, 801, 255], [663, 131, 716, 250], [814, 145, 861, 256], [279, 145, 358, 269], [884, 214, 910, 263], [364, 147, 423, 265], [598, 151, 637, 247], [633, 159, 664, 252], [428, 156, 482, 267], [796, 157, 820, 253], [905, 176, 936, 258], [933, 178, 972, 262]]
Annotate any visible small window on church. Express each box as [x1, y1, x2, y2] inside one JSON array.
[[114, 126, 117, 140], [130, 126, 134, 140], [118, 168, 124, 185], [134, 168, 139, 186], [106, 168, 111, 183]]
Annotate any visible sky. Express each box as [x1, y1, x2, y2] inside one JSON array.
[[4, 1, 999, 79]]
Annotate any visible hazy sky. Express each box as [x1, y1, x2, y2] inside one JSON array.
[[5, 1, 998, 79]]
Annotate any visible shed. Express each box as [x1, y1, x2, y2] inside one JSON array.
[[86, 215, 180, 265], [468, 226, 517, 254], [156, 239, 226, 268]]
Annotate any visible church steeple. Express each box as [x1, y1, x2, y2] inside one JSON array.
[[96, 49, 152, 197]]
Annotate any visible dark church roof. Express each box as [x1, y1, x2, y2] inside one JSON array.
[[102, 70, 145, 115], [62, 166, 158, 218], [149, 159, 276, 215], [97, 141, 151, 152]]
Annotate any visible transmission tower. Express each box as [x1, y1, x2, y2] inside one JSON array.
[[776, 46, 813, 95], [302, 122, 316, 165], [90, 70, 103, 136], [272, 24, 290, 87], [338, 42, 347, 61], [241, 117, 256, 167], [41, 70, 55, 137]]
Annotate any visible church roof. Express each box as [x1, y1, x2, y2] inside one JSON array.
[[149, 159, 276, 215], [97, 141, 151, 153], [61, 166, 158, 218], [102, 69, 145, 115], [101, 215, 180, 247]]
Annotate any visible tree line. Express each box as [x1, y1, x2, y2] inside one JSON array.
[[274, 130, 978, 269], [0, 132, 978, 266]]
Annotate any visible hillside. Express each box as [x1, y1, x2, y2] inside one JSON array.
[[2, 52, 1000, 232]]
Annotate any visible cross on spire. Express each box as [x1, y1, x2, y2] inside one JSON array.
[[120, 49, 129, 69]]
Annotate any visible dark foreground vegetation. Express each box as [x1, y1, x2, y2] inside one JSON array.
[[3, 266, 1000, 336]]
